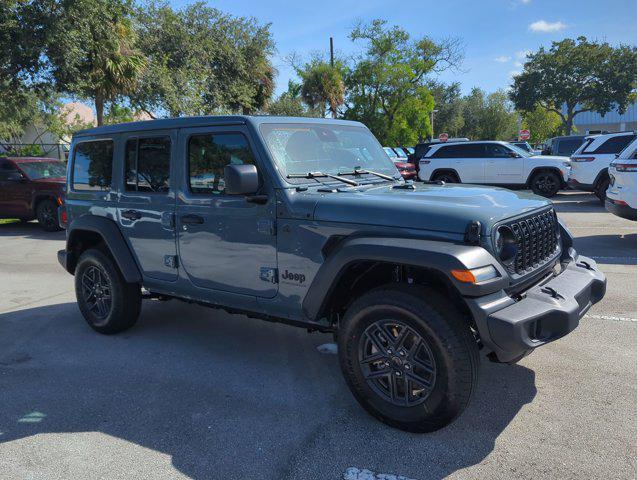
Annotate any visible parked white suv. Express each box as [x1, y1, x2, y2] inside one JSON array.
[[606, 137, 637, 220], [568, 131, 637, 202], [418, 141, 570, 197]]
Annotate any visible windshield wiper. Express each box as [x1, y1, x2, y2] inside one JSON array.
[[287, 171, 360, 187], [338, 167, 398, 182]]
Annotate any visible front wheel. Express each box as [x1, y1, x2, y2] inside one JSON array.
[[75, 248, 141, 334], [338, 285, 479, 432], [432, 172, 458, 183], [36, 199, 62, 232], [530, 171, 560, 197]]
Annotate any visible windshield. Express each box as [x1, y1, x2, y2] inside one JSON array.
[[18, 161, 66, 180], [507, 144, 532, 158], [383, 147, 398, 158], [512, 142, 531, 152], [260, 123, 399, 180]]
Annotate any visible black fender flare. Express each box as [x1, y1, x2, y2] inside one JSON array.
[[65, 215, 142, 283], [593, 168, 609, 190], [302, 236, 509, 321]]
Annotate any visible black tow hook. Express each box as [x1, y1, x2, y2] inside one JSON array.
[[541, 286, 564, 300], [577, 260, 593, 271]]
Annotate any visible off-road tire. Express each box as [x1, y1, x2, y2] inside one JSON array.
[[338, 285, 479, 433], [432, 172, 459, 184], [75, 248, 141, 334], [36, 199, 62, 232], [596, 177, 610, 204], [530, 171, 560, 198]]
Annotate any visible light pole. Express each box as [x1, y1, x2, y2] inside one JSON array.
[[431, 109, 439, 141]]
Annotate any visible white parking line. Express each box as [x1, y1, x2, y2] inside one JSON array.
[[591, 256, 637, 262], [343, 467, 416, 480], [585, 314, 637, 323]]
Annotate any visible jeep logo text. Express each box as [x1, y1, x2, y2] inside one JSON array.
[[281, 270, 305, 284]]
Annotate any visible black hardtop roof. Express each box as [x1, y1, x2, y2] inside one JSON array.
[[74, 115, 366, 138]]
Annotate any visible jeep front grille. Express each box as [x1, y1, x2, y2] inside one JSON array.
[[507, 209, 559, 275]]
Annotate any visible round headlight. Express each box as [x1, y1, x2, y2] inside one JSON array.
[[495, 225, 517, 264]]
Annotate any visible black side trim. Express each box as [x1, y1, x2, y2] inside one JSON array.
[[302, 236, 508, 321], [65, 215, 142, 283]]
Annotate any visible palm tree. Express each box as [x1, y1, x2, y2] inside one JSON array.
[[300, 62, 345, 118]]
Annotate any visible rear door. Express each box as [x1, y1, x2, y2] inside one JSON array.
[[484, 143, 524, 184], [176, 125, 278, 298], [0, 160, 31, 217], [116, 132, 178, 282], [430, 143, 486, 183]]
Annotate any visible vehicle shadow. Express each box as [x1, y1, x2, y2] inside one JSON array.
[[573, 233, 637, 264], [552, 192, 604, 213], [0, 221, 65, 240], [0, 300, 536, 480]]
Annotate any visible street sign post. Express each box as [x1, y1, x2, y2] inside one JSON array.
[[519, 129, 530, 141]]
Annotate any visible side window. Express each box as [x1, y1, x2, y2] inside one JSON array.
[[455, 144, 485, 158], [188, 133, 256, 194], [0, 160, 19, 180], [431, 145, 453, 158], [72, 140, 114, 191], [556, 138, 583, 156], [485, 144, 510, 158], [124, 137, 171, 193], [593, 135, 636, 154]]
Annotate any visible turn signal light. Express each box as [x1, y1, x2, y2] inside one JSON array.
[[612, 163, 637, 172], [451, 265, 498, 284]]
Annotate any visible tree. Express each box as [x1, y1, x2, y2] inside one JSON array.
[[342, 19, 463, 145], [461, 88, 518, 140], [132, 1, 275, 117], [427, 81, 465, 137], [521, 105, 562, 143], [510, 37, 637, 134], [268, 81, 320, 117], [297, 60, 345, 118]]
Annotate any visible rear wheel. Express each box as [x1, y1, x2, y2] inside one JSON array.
[[596, 177, 610, 204], [36, 199, 62, 232], [338, 285, 479, 432], [432, 172, 459, 183], [530, 171, 560, 197], [75, 248, 141, 334]]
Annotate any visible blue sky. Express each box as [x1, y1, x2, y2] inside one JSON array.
[[171, 0, 637, 96]]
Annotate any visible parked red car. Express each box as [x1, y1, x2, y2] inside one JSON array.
[[0, 157, 66, 231]]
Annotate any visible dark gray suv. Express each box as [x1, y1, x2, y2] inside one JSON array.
[[57, 116, 606, 432]]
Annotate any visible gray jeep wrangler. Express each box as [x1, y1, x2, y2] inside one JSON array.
[[58, 116, 606, 432]]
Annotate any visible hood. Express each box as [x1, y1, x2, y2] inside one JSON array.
[[309, 182, 551, 234]]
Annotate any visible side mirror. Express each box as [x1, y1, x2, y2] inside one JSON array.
[[508, 151, 521, 158], [224, 164, 259, 195], [6, 172, 26, 182], [541, 149, 550, 156]]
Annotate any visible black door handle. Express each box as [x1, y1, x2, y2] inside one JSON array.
[[121, 209, 142, 220], [181, 214, 204, 225], [245, 195, 269, 205]]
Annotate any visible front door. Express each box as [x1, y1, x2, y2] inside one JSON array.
[[0, 160, 31, 217], [116, 132, 178, 282], [484, 143, 525, 184], [176, 126, 278, 298]]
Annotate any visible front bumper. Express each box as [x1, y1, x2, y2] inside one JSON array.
[[466, 254, 606, 363], [605, 199, 637, 221]]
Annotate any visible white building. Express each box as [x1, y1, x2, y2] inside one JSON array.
[[570, 101, 637, 134]]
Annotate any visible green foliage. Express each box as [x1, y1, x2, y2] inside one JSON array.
[[461, 88, 518, 140], [268, 81, 321, 117], [298, 61, 345, 118], [103, 104, 136, 124], [133, 1, 275, 117], [427, 81, 465, 137], [510, 37, 637, 134], [521, 105, 562, 143], [44, 0, 146, 125], [341, 19, 462, 145]]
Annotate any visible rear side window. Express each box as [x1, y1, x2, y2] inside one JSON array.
[[432, 144, 485, 158], [556, 138, 584, 156], [0, 160, 19, 180], [72, 140, 114, 191], [188, 133, 256, 194], [124, 137, 171, 193], [587, 135, 636, 154]]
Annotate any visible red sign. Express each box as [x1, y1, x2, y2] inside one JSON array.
[[519, 129, 531, 141], [438, 132, 449, 142]]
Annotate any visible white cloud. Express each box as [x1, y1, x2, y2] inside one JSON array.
[[509, 70, 522, 79], [516, 50, 531, 59], [494, 55, 512, 63], [529, 20, 567, 33], [520, 0, 531, 3]]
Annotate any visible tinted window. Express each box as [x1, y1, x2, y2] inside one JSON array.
[[484, 143, 512, 158], [433, 144, 485, 158], [556, 138, 584, 156], [0, 160, 19, 180], [72, 140, 113, 191], [124, 137, 171, 193], [188, 133, 256, 194], [591, 135, 636, 154]]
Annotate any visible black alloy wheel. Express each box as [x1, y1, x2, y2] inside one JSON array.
[[80, 265, 113, 323], [36, 199, 62, 231], [359, 319, 437, 406], [432, 172, 458, 183], [531, 171, 560, 197]]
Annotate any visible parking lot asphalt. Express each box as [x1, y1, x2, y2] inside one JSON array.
[[0, 191, 635, 480]]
